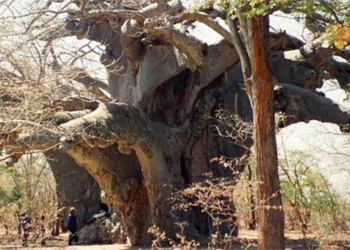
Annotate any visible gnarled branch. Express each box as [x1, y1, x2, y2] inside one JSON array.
[[275, 84, 350, 131]]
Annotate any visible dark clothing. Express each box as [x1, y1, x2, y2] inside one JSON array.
[[67, 213, 78, 245], [19, 215, 31, 247], [22, 228, 30, 247], [68, 233, 79, 245], [66, 213, 77, 234], [20, 215, 31, 225]]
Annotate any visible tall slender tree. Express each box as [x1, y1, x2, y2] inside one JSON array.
[[228, 2, 284, 248]]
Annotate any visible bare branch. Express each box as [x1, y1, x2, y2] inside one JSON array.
[[36, 24, 72, 41], [171, 12, 231, 42], [68, 9, 145, 24], [227, 17, 251, 80]]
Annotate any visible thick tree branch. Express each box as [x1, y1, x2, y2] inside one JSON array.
[[275, 84, 350, 131], [325, 56, 350, 87], [270, 51, 323, 89], [171, 12, 231, 42], [269, 31, 304, 51], [53, 110, 92, 125], [68, 9, 145, 24], [283, 37, 335, 68], [1, 98, 180, 243], [144, 20, 208, 67], [67, 0, 182, 25], [52, 97, 100, 111], [0, 129, 60, 153]]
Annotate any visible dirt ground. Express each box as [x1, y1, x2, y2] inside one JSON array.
[[0, 232, 127, 250], [1, 230, 349, 250]]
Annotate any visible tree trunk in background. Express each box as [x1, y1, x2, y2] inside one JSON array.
[[45, 150, 101, 230], [244, 15, 285, 249]]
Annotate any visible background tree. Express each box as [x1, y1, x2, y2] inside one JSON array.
[[0, 1, 102, 226], [0, 154, 57, 234], [280, 149, 350, 247], [1, 0, 350, 246]]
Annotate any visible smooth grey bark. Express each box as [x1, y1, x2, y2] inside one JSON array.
[[45, 151, 101, 230]]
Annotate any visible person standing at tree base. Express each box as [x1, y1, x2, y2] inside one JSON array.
[[66, 207, 78, 245]]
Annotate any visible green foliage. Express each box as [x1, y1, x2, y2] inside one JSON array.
[[0, 154, 57, 230], [187, 0, 350, 50], [279, 150, 345, 233], [0, 187, 9, 203], [10, 186, 22, 202], [0, 186, 22, 205], [188, 0, 350, 19], [0, 164, 23, 206]]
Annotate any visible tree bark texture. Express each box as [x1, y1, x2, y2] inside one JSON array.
[[44, 151, 101, 231], [245, 16, 285, 250]]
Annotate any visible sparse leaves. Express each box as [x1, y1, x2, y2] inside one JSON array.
[[279, 150, 349, 246]]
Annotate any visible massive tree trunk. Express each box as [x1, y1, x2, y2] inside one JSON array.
[[45, 151, 101, 231], [2, 0, 350, 246], [3, 73, 350, 246]]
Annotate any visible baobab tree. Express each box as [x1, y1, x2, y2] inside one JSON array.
[[1, 0, 350, 246]]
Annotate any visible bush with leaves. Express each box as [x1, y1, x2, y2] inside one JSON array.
[[279, 150, 350, 246], [0, 153, 57, 237]]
